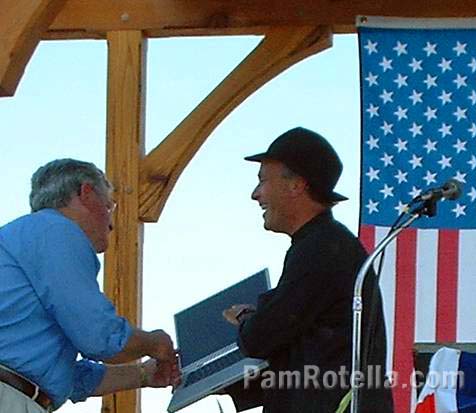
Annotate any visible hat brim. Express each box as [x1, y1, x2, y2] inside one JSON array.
[[244, 152, 269, 162], [327, 192, 349, 202]]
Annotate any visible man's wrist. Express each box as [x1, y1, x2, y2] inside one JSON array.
[[138, 364, 148, 388], [236, 308, 255, 323]]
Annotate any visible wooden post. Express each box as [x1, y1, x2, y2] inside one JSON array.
[[103, 30, 146, 413]]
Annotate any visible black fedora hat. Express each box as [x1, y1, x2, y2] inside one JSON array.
[[245, 127, 348, 203]]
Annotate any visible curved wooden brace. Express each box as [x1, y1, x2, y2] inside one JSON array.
[[139, 25, 332, 222], [0, 0, 67, 97]]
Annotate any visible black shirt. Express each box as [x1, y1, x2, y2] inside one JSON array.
[[232, 210, 394, 413]]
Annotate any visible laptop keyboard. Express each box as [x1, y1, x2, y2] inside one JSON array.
[[183, 350, 243, 387]]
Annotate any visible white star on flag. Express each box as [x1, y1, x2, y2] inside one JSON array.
[[452, 203, 466, 217], [454, 170, 467, 183], [379, 56, 393, 71], [366, 135, 379, 150], [453, 41, 467, 56], [364, 39, 378, 54], [409, 58, 423, 72], [423, 139, 438, 153], [438, 57, 453, 72], [468, 58, 476, 72], [381, 121, 394, 135], [393, 41, 408, 55], [424, 74, 438, 89], [409, 90, 423, 105], [468, 123, 476, 137], [365, 72, 379, 86], [423, 41, 437, 56], [380, 89, 394, 103], [380, 152, 394, 166], [366, 166, 380, 181], [366, 199, 379, 214], [394, 73, 408, 88], [468, 187, 476, 202], [468, 90, 476, 105], [468, 155, 476, 170], [409, 186, 422, 198], [366, 103, 380, 118], [438, 155, 452, 169], [453, 139, 467, 153], [409, 122, 423, 137], [394, 169, 408, 184], [394, 106, 408, 120], [453, 74, 468, 88], [453, 106, 467, 121], [423, 106, 438, 121], [380, 184, 395, 199], [394, 138, 408, 152], [409, 154, 423, 169], [394, 201, 409, 214], [438, 90, 453, 105], [438, 123, 452, 137], [423, 170, 438, 185]]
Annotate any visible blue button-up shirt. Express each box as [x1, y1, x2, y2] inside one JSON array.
[[0, 209, 132, 409]]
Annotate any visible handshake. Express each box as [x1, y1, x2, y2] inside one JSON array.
[[105, 328, 181, 389], [118, 304, 257, 390], [107, 303, 257, 392]]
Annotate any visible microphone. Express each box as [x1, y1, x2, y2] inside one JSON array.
[[414, 179, 462, 202]]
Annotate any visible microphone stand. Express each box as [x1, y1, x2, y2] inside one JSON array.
[[350, 199, 436, 413]]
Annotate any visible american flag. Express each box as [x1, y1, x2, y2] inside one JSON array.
[[358, 21, 476, 413]]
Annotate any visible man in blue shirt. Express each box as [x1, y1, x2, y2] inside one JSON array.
[[0, 159, 179, 412]]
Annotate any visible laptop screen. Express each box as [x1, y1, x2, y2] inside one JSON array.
[[175, 269, 270, 368]]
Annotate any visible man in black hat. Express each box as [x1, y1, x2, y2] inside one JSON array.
[[223, 127, 394, 413]]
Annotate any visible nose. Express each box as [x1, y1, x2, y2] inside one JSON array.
[[251, 185, 260, 201]]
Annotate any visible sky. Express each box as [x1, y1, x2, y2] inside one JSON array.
[[0, 33, 361, 412]]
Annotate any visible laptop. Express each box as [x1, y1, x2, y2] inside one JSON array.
[[167, 269, 271, 412]]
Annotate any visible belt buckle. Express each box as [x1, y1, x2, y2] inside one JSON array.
[[31, 384, 40, 402]]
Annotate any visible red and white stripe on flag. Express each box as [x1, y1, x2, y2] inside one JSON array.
[[360, 225, 476, 413]]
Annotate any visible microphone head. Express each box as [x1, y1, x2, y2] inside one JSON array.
[[442, 179, 462, 200]]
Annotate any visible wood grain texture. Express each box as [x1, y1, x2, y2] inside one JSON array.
[[102, 30, 146, 413], [45, 0, 476, 39]]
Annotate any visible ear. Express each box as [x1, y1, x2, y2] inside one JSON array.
[[78, 182, 95, 206], [288, 176, 308, 197]]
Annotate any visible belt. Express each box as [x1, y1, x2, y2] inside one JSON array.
[[0, 365, 52, 410]]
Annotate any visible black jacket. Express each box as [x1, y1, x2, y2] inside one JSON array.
[[227, 211, 394, 413]]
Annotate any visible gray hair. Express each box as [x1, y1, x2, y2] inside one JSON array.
[[30, 159, 111, 212]]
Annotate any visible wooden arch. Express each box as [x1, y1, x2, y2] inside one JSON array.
[[3, 1, 476, 412]]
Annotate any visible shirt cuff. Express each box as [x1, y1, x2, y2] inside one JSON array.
[[70, 359, 107, 403]]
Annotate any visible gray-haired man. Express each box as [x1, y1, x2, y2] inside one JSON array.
[[0, 159, 179, 412]]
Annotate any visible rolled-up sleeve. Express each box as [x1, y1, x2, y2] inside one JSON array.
[[70, 360, 106, 403], [28, 222, 133, 360]]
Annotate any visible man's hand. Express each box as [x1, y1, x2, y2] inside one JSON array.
[[148, 329, 176, 363], [223, 304, 256, 326], [141, 357, 181, 388]]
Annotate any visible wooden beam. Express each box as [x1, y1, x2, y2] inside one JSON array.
[[103, 30, 146, 413], [45, 0, 476, 40], [0, 0, 66, 96], [138, 25, 332, 222]]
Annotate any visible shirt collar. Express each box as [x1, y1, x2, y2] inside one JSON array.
[[291, 209, 333, 244]]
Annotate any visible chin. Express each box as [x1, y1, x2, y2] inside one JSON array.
[[95, 241, 108, 253]]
